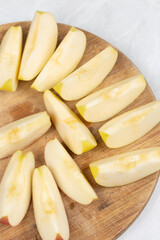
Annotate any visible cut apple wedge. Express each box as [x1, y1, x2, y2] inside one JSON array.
[[19, 11, 58, 81], [31, 27, 86, 91], [45, 138, 98, 205], [54, 46, 118, 100], [76, 74, 146, 122], [0, 111, 51, 159], [0, 26, 22, 92], [44, 90, 97, 154], [99, 100, 160, 148], [0, 150, 35, 226], [32, 165, 69, 240], [90, 147, 160, 187]]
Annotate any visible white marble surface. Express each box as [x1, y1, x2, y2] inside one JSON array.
[[0, 0, 160, 239]]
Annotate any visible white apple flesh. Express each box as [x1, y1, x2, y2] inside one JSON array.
[[31, 27, 86, 91], [0, 26, 22, 92], [45, 138, 98, 205], [0, 111, 51, 159], [32, 165, 69, 240], [19, 11, 58, 81], [99, 100, 160, 148], [90, 147, 160, 187], [0, 150, 35, 226], [43, 90, 97, 154], [76, 74, 146, 122], [54, 46, 118, 100]]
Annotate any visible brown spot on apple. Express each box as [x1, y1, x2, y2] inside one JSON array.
[[0, 216, 10, 225], [56, 233, 64, 240]]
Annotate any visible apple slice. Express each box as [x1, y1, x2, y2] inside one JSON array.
[[45, 138, 98, 205], [0, 150, 35, 226], [99, 100, 160, 148], [54, 46, 118, 101], [32, 165, 69, 240], [0, 26, 22, 92], [76, 74, 146, 122], [31, 27, 86, 91], [90, 147, 160, 187], [18, 11, 58, 81], [0, 111, 51, 159], [44, 90, 97, 154]]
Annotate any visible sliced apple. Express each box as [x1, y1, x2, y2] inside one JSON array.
[[45, 138, 97, 204], [54, 46, 118, 101], [31, 27, 86, 91], [76, 74, 146, 122], [18, 11, 58, 81], [90, 147, 160, 187], [44, 90, 97, 154], [0, 26, 22, 92], [0, 150, 35, 226], [0, 111, 51, 159], [99, 100, 160, 148], [32, 165, 69, 240]]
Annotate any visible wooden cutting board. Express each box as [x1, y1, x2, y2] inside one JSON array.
[[0, 21, 159, 240]]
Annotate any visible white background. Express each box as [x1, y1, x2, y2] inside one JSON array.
[[0, 0, 160, 239]]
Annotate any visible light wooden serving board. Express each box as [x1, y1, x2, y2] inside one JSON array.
[[0, 22, 159, 240]]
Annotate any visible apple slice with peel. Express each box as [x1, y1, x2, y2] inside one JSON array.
[[19, 11, 58, 81], [0, 111, 51, 159], [31, 27, 86, 91], [54, 46, 118, 100], [99, 100, 160, 148], [76, 74, 146, 122], [44, 90, 97, 154], [90, 147, 160, 187], [45, 138, 98, 205], [0, 26, 22, 92], [32, 165, 69, 240], [0, 150, 35, 226]]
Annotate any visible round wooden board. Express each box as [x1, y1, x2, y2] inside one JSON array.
[[0, 21, 159, 240]]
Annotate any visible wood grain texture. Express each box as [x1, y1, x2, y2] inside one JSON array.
[[0, 21, 159, 240]]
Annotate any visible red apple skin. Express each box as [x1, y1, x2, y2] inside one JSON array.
[[56, 234, 63, 240], [0, 216, 10, 225]]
